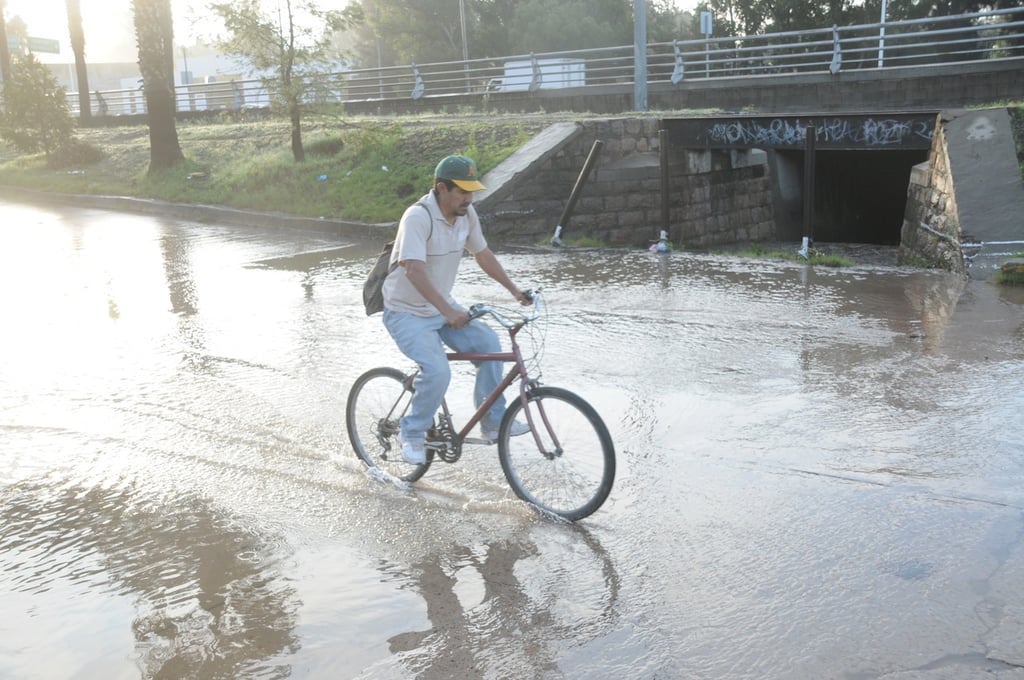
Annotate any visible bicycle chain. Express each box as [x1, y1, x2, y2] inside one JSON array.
[[427, 419, 462, 463]]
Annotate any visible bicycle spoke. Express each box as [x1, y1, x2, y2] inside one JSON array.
[[346, 367, 431, 482], [499, 387, 615, 521]]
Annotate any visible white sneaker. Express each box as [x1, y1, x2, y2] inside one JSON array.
[[401, 439, 426, 465], [483, 420, 530, 442]]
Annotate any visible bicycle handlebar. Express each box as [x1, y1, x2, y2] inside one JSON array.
[[467, 289, 541, 328]]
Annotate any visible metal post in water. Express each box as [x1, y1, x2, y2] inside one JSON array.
[[659, 128, 671, 242], [799, 124, 817, 259], [551, 139, 604, 246]]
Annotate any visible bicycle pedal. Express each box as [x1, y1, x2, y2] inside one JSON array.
[[462, 437, 495, 446]]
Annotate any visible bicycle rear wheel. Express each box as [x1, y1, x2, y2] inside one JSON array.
[[346, 367, 431, 483], [498, 386, 615, 521]]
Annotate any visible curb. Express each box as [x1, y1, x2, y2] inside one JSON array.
[[0, 186, 393, 241]]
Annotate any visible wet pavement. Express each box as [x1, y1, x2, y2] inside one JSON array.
[[1, 200, 1023, 679]]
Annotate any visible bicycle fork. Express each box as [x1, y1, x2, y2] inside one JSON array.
[[518, 389, 564, 461]]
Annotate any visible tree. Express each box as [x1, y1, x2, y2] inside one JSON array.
[[472, 0, 517, 58], [211, 0, 357, 163], [348, 0, 642, 68], [508, 0, 632, 53], [2, 14, 30, 99], [0, 52, 76, 162], [704, 0, 1009, 37], [646, 0, 698, 43], [66, 0, 91, 124], [132, 0, 184, 173], [0, 0, 12, 95], [354, 0, 473, 64]]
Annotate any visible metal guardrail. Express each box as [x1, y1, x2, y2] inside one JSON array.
[[70, 6, 1024, 116]]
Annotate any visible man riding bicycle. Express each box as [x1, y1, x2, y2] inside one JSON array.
[[381, 155, 531, 464]]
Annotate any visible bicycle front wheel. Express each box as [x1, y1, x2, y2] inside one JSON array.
[[346, 367, 431, 483], [498, 386, 615, 521]]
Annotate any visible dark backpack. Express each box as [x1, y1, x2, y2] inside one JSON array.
[[362, 241, 398, 316], [362, 203, 431, 316]]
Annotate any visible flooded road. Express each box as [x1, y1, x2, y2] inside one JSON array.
[[1, 200, 1023, 679]]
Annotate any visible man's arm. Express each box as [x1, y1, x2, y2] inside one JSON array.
[[401, 259, 470, 328], [474, 248, 530, 305]]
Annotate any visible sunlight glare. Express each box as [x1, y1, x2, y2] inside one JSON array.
[[3, 0, 211, 63]]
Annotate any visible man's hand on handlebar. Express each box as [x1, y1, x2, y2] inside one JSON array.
[[460, 290, 540, 327], [515, 289, 534, 306], [444, 307, 471, 329]]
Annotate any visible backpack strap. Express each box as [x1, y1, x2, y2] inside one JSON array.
[[414, 201, 434, 241]]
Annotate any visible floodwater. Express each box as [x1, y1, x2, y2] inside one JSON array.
[[1, 200, 1023, 680]]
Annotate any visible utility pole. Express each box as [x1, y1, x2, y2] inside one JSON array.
[[633, 0, 647, 111], [459, 0, 470, 91], [878, 0, 888, 67]]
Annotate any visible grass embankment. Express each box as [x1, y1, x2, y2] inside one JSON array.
[[730, 243, 856, 267], [994, 251, 1024, 285], [0, 112, 562, 224], [2, 106, 1021, 266]]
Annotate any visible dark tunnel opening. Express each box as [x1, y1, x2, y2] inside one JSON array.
[[803, 149, 928, 245], [773, 148, 930, 246]]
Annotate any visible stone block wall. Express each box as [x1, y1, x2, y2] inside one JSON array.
[[898, 115, 965, 273], [480, 117, 775, 248], [668, 153, 775, 248]]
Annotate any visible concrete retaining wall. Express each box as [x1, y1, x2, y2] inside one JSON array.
[[898, 144, 965, 273], [479, 117, 774, 247], [899, 108, 1024, 276]]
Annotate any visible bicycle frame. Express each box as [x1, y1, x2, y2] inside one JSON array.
[[446, 323, 533, 440], [347, 290, 615, 519], [396, 307, 561, 458]]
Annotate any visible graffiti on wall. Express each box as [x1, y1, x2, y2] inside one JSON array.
[[696, 117, 935, 148]]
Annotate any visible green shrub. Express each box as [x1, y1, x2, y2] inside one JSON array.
[[46, 138, 106, 169], [305, 135, 346, 156], [0, 53, 76, 161]]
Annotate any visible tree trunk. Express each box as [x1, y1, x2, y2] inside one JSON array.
[[290, 104, 304, 162], [281, 0, 305, 163], [0, 0, 12, 94], [132, 0, 184, 173], [66, 0, 91, 124]]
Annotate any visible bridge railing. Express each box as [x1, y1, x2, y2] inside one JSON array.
[[70, 6, 1024, 116]]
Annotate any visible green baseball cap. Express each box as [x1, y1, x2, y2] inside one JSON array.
[[435, 155, 486, 192]]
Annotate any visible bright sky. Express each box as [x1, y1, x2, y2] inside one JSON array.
[[4, 0, 701, 64], [3, 0, 221, 63]]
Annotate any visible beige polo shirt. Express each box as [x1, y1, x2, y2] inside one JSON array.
[[382, 191, 488, 316]]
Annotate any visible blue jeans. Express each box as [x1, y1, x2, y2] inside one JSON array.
[[383, 309, 506, 443]]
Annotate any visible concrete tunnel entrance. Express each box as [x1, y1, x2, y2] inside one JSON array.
[[662, 113, 938, 248], [771, 148, 928, 246]]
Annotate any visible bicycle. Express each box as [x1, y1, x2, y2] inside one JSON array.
[[345, 291, 615, 521]]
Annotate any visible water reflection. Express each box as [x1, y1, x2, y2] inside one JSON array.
[[159, 225, 200, 317], [382, 525, 619, 679], [158, 225, 212, 378], [901, 269, 966, 353], [3, 200, 1023, 679], [0, 479, 297, 678]]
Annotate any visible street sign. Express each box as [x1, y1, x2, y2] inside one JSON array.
[[700, 11, 713, 37], [27, 37, 60, 54], [3, 36, 60, 53]]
